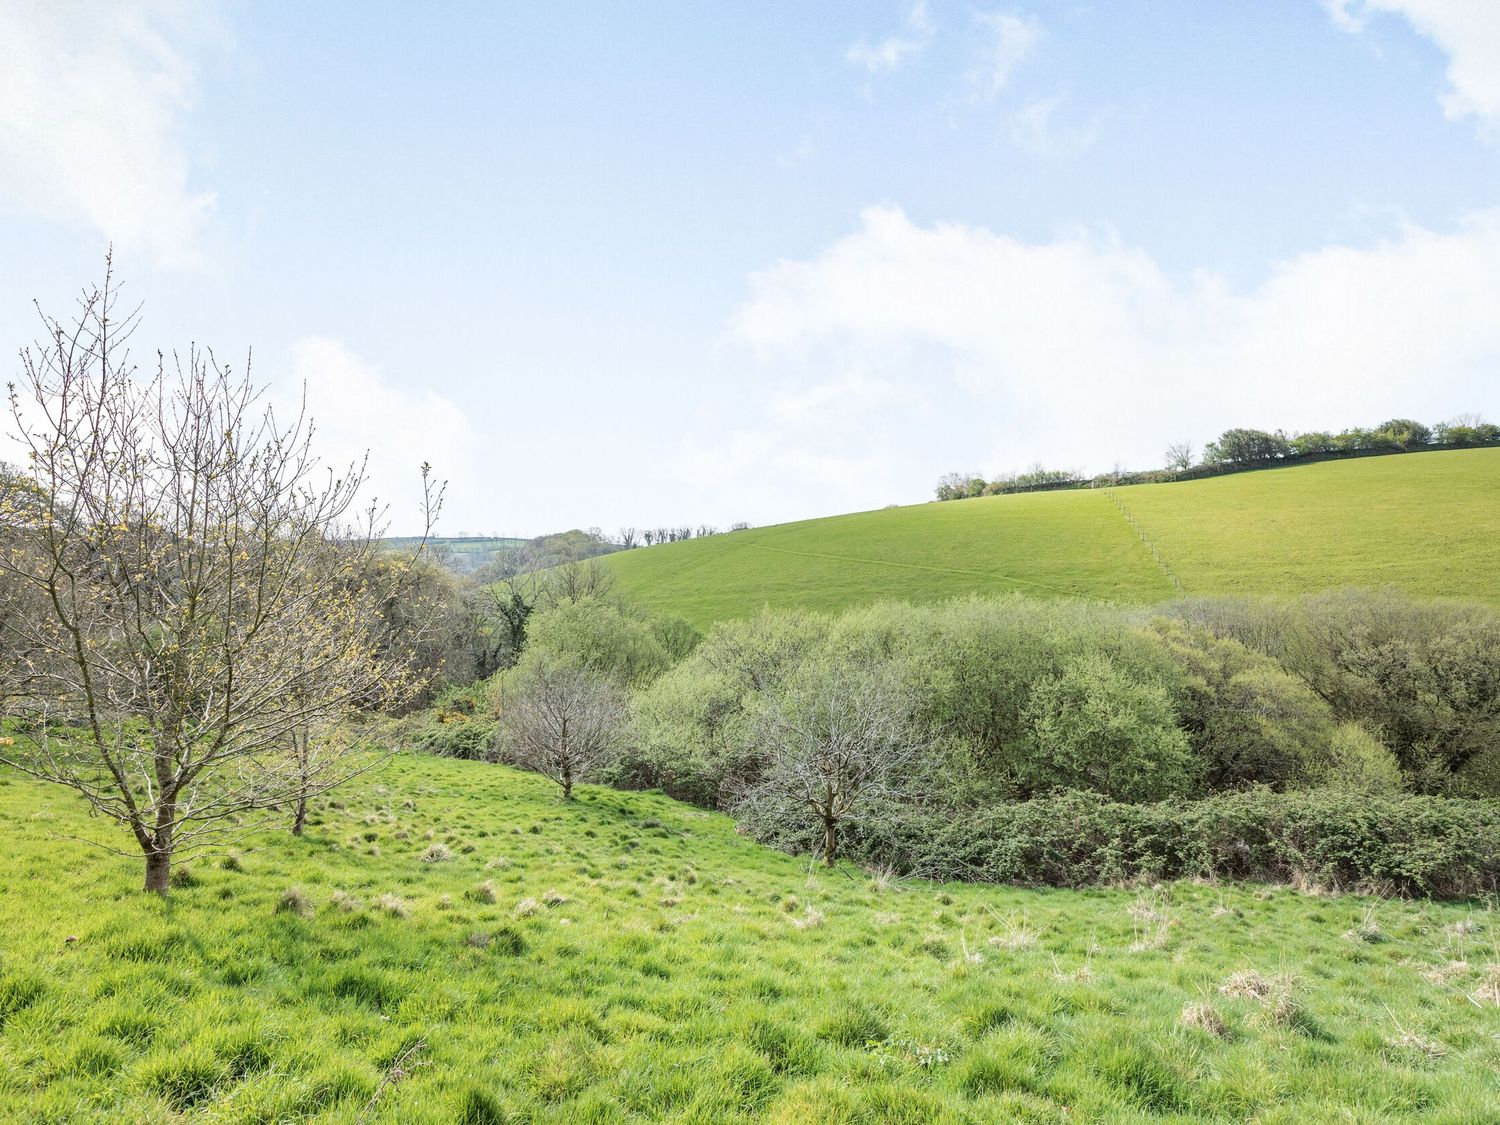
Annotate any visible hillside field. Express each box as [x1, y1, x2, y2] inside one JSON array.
[[603, 448, 1500, 627], [2, 755, 1497, 1122]]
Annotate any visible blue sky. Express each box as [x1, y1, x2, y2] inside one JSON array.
[[2, 1, 1498, 534]]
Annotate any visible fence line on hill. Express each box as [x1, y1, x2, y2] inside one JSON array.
[[1103, 490, 1185, 594]]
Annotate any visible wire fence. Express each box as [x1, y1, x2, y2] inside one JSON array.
[[1103, 490, 1185, 594]]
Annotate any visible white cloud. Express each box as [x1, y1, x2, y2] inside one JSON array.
[[0, 1, 220, 267], [282, 338, 481, 535], [846, 2, 934, 74], [969, 9, 1041, 101], [1325, 0, 1500, 123], [724, 205, 1500, 491], [673, 369, 934, 520]]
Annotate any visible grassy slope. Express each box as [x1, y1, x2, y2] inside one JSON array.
[[603, 448, 1500, 627], [2, 756, 1497, 1123]]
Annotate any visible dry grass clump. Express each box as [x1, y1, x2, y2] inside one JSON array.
[[1476, 963, 1500, 1006], [421, 842, 453, 863], [375, 893, 410, 918], [1180, 1002, 1230, 1038], [542, 889, 569, 907], [1341, 906, 1384, 944], [791, 906, 826, 930], [948, 931, 983, 969], [986, 908, 1039, 950], [1218, 970, 1275, 1000], [1127, 890, 1173, 952], [275, 887, 313, 917], [514, 897, 541, 918], [1386, 1029, 1447, 1060], [1220, 969, 1305, 1030], [466, 881, 497, 904], [330, 890, 364, 913]]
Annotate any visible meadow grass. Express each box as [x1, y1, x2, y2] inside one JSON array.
[[2, 755, 1497, 1122], [602, 447, 1500, 627]]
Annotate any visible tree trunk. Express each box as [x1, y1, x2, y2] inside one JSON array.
[[145, 801, 176, 894], [144, 848, 171, 894], [823, 818, 837, 866], [292, 794, 308, 836], [561, 770, 573, 800]]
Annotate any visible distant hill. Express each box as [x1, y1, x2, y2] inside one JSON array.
[[385, 530, 621, 579], [600, 447, 1500, 627], [381, 536, 528, 577]]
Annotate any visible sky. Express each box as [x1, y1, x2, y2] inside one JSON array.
[[1, 1, 1498, 536]]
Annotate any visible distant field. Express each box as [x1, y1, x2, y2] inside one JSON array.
[[383, 536, 530, 577], [382, 536, 529, 554], [604, 448, 1500, 626], [3, 755, 1496, 1121]]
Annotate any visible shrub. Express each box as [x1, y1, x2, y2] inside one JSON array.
[[524, 597, 671, 688], [825, 789, 1500, 899], [618, 608, 832, 803], [1316, 723, 1405, 794], [1150, 619, 1336, 790], [1168, 589, 1500, 795], [408, 717, 498, 761], [1016, 652, 1196, 802]]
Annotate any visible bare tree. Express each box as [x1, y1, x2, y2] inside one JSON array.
[[734, 665, 922, 865], [496, 655, 625, 798], [540, 558, 614, 607], [617, 526, 639, 549], [0, 263, 438, 891], [1164, 442, 1194, 472]]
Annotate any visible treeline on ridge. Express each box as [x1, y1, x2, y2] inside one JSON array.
[[936, 413, 1500, 500]]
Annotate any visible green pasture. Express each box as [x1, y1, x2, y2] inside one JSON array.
[[2, 755, 1496, 1122], [603, 448, 1500, 627]]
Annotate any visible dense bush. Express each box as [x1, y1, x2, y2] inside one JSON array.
[[1150, 620, 1336, 790], [1168, 589, 1500, 794], [836, 789, 1500, 899], [438, 585, 1500, 897], [407, 718, 496, 760], [523, 597, 672, 688], [1016, 653, 1195, 801], [617, 609, 831, 804]]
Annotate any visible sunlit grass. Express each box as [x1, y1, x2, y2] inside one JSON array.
[[602, 447, 1500, 627], [1, 754, 1497, 1121]]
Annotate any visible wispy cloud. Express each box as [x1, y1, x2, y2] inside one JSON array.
[[0, 1, 222, 267], [1008, 94, 1102, 155], [846, 2, 935, 74], [1324, 1, 1500, 125], [968, 9, 1041, 101]]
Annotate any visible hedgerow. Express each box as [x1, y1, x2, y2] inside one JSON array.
[[836, 789, 1500, 899]]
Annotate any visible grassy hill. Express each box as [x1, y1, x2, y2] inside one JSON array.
[[604, 448, 1500, 627], [2, 755, 1497, 1122]]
